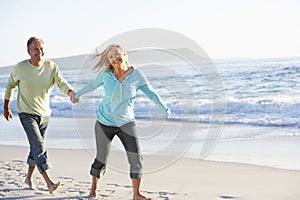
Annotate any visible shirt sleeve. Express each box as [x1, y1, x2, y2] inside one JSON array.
[[75, 72, 105, 98], [53, 63, 73, 95], [138, 71, 171, 117], [4, 66, 19, 100]]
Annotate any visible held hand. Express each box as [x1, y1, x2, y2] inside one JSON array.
[[67, 90, 75, 98], [68, 90, 80, 104], [4, 108, 13, 121], [70, 93, 80, 104]]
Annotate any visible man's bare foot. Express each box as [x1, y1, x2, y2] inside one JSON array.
[[25, 178, 36, 190], [133, 193, 153, 200], [48, 181, 60, 194]]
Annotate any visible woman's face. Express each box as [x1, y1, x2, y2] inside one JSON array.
[[107, 47, 127, 68]]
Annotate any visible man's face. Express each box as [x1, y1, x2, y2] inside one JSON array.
[[27, 40, 44, 62]]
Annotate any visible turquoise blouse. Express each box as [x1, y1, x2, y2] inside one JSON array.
[[75, 68, 170, 126]]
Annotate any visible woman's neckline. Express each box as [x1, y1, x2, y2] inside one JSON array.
[[113, 66, 134, 83]]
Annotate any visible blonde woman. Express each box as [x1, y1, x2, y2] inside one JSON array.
[[72, 44, 170, 199]]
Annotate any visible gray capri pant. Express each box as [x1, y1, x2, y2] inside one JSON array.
[[90, 121, 143, 179]]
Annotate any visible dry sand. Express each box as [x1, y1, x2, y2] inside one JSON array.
[[1, 145, 300, 200]]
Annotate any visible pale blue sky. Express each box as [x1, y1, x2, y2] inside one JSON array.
[[0, 0, 299, 66]]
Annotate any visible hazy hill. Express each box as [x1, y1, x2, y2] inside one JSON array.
[[0, 48, 211, 75], [51, 54, 88, 70], [0, 54, 88, 75]]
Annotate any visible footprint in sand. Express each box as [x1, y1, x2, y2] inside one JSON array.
[[66, 188, 78, 192], [34, 191, 44, 195], [105, 189, 115, 194], [106, 183, 119, 187], [219, 195, 237, 199]]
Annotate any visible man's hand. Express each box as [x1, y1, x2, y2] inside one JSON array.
[[4, 107, 13, 121], [3, 99, 13, 121], [68, 90, 80, 103]]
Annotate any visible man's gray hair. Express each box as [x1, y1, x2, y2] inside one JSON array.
[[27, 37, 44, 50]]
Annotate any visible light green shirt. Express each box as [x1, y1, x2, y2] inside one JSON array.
[[5, 59, 73, 116]]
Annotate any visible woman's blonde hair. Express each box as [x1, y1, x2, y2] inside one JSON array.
[[91, 44, 127, 72]]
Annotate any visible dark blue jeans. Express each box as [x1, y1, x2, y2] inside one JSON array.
[[18, 113, 52, 173]]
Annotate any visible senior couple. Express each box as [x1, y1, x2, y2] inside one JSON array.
[[3, 37, 170, 199]]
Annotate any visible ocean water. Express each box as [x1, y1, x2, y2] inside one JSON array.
[[1, 57, 299, 128], [1, 57, 300, 170]]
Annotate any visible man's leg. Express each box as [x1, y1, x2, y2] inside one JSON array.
[[24, 115, 49, 189], [25, 165, 36, 189], [41, 171, 60, 194], [19, 113, 59, 193]]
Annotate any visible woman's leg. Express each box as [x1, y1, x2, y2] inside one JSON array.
[[132, 178, 152, 200], [118, 122, 151, 200], [89, 121, 116, 197], [88, 176, 99, 198]]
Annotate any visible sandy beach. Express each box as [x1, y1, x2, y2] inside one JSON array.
[[1, 143, 300, 200], [0, 115, 300, 200]]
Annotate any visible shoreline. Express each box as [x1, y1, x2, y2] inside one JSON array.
[[1, 116, 300, 172]]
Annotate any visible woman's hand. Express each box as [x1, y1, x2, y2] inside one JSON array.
[[71, 94, 80, 103]]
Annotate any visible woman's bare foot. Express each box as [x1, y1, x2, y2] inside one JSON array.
[[133, 193, 153, 200], [88, 176, 99, 198], [88, 189, 97, 198], [24, 178, 36, 190], [48, 181, 60, 194], [88, 194, 96, 198]]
